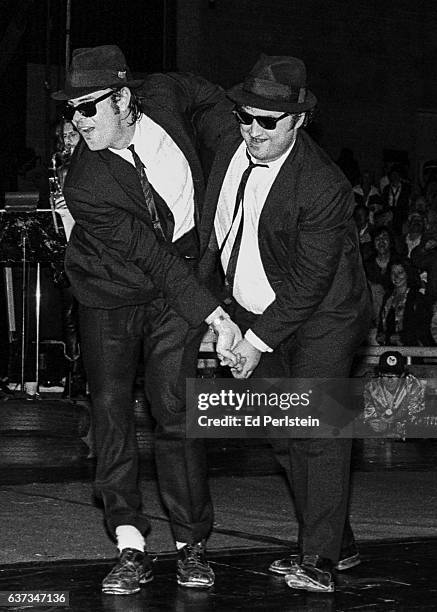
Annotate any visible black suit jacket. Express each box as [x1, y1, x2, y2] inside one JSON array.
[[63, 73, 224, 326], [199, 127, 371, 351]]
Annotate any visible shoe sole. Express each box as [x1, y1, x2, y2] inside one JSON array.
[[269, 554, 361, 575], [102, 572, 153, 595], [177, 576, 214, 589], [102, 586, 141, 595], [335, 553, 361, 571], [285, 572, 334, 593]]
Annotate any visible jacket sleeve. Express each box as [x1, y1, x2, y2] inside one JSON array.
[[65, 183, 219, 327], [249, 180, 358, 348], [126, 222, 220, 326], [144, 72, 230, 148], [155, 72, 233, 169]]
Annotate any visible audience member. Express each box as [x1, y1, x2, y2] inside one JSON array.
[[377, 258, 433, 346], [409, 195, 430, 227], [395, 212, 426, 259], [353, 204, 373, 261], [382, 165, 411, 235], [379, 160, 395, 193], [373, 206, 394, 232], [353, 171, 381, 209], [410, 232, 437, 306], [364, 226, 397, 293], [362, 350, 425, 438]]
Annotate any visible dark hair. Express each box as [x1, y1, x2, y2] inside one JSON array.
[[53, 118, 79, 157], [110, 87, 143, 125], [389, 257, 421, 289], [299, 108, 316, 128], [372, 225, 393, 243]]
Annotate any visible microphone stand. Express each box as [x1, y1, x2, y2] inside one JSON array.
[[20, 232, 27, 394], [35, 261, 41, 394]]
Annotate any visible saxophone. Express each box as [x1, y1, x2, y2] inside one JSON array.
[[48, 151, 67, 234]]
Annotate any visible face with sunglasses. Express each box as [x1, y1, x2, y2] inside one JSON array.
[[65, 88, 134, 151], [233, 105, 304, 163]]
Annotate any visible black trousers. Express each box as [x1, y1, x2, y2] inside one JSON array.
[[79, 299, 213, 544], [232, 301, 359, 563]]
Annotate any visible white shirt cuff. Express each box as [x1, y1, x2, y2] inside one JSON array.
[[205, 305, 227, 325], [245, 329, 273, 352]]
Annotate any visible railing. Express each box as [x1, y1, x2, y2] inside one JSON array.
[[356, 345, 437, 365]]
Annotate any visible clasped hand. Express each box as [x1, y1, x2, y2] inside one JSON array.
[[209, 315, 261, 379]]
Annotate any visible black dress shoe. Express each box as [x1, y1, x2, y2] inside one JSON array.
[[177, 542, 215, 589], [102, 548, 153, 595], [285, 555, 335, 593], [269, 543, 360, 575]]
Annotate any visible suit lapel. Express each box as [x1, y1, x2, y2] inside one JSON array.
[[259, 141, 300, 233], [199, 133, 242, 256], [97, 149, 153, 226]]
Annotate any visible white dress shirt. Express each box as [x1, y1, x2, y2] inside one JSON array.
[[215, 141, 294, 351], [110, 115, 195, 242]]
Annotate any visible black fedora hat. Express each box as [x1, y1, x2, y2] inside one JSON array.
[[228, 54, 317, 113], [52, 45, 144, 100]]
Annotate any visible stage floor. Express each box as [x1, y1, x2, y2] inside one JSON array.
[[1, 393, 437, 610], [1, 539, 436, 611]]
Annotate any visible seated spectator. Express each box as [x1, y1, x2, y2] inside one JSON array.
[[379, 160, 395, 194], [410, 195, 429, 221], [368, 198, 384, 226], [365, 226, 397, 293], [395, 212, 426, 259], [353, 204, 373, 261], [377, 258, 434, 346], [382, 165, 411, 235], [353, 171, 382, 209], [410, 230, 437, 305], [373, 206, 395, 233], [362, 350, 425, 438]]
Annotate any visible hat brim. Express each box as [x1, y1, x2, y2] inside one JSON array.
[[379, 366, 404, 375], [227, 83, 317, 113], [51, 79, 144, 101]]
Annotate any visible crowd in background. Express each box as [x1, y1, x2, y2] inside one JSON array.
[[340, 150, 437, 348]]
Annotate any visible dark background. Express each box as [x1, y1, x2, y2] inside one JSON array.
[[1, 0, 437, 192]]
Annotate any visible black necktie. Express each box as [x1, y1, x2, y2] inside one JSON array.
[[128, 144, 166, 241], [223, 151, 268, 291]]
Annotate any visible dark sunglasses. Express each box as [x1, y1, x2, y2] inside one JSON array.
[[233, 107, 289, 130], [63, 90, 114, 121]]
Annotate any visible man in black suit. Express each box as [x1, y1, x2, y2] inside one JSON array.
[[199, 55, 372, 592], [51, 45, 242, 595]]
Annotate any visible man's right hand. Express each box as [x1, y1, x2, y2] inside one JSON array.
[[209, 315, 242, 367]]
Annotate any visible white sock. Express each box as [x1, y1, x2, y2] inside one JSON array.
[[176, 541, 188, 550], [115, 525, 145, 553]]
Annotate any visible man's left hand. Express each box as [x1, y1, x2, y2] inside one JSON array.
[[230, 338, 261, 379], [212, 317, 242, 367]]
